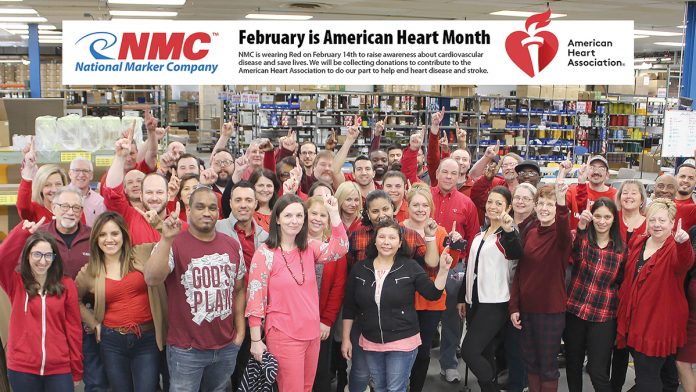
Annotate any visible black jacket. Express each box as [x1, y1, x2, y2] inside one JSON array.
[[343, 256, 444, 344]]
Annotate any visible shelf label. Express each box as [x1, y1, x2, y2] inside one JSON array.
[[60, 151, 91, 162], [95, 156, 114, 167], [0, 195, 17, 206]]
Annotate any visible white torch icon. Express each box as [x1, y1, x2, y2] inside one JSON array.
[[522, 21, 545, 77]]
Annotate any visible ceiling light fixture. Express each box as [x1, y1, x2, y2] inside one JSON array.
[[0, 16, 45, 22], [634, 62, 652, 70], [654, 42, 685, 47], [0, 23, 55, 29], [109, 10, 178, 17], [0, 58, 21, 63], [245, 13, 313, 20], [489, 10, 567, 18], [633, 29, 682, 37], [0, 8, 34, 14], [678, 25, 687, 28], [108, 0, 185, 4], [110, 18, 175, 22], [11, 30, 61, 35], [634, 35, 649, 39], [634, 57, 657, 62]]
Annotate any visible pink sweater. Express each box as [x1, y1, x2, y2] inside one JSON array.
[[246, 224, 349, 340]]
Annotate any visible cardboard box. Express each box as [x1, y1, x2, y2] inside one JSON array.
[[566, 86, 581, 100], [492, 119, 507, 129], [552, 86, 567, 99], [608, 84, 634, 95], [516, 85, 541, 98], [0, 121, 9, 147], [300, 99, 317, 111], [539, 86, 554, 99]]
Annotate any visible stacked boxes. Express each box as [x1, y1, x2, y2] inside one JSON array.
[[40, 63, 62, 97]]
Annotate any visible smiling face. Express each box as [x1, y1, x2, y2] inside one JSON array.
[[124, 170, 145, 202], [211, 151, 234, 183], [277, 202, 305, 239], [188, 190, 219, 234], [29, 241, 54, 280], [588, 162, 609, 186], [375, 227, 402, 259], [340, 190, 361, 217], [254, 176, 274, 206], [179, 177, 200, 207], [299, 143, 317, 169], [677, 166, 696, 197], [592, 205, 614, 236], [367, 197, 394, 225], [353, 159, 375, 187], [501, 156, 518, 183], [98, 220, 124, 258], [52, 191, 82, 233], [450, 149, 471, 180], [407, 193, 431, 224], [69, 160, 93, 191], [370, 151, 388, 178], [620, 183, 643, 212], [512, 186, 535, 217], [307, 203, 329, 239], [383, 176, 405, 206], [231, 186, 257, 223], [141, 175, 168, 214], [436, 159, 459, 193], [486, 192, 511, 222], [388, 148, 403, 165], [247, 143, 265, 167], [535, 196, 557, 226], [42, 173, 64, 206], [647, 207, 672, 241], [654, 175, 678, 200]]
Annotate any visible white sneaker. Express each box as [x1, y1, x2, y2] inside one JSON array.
[[440, 369, 461, 383]]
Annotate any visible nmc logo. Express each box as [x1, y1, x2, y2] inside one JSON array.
[[76, 31, 214, 61]]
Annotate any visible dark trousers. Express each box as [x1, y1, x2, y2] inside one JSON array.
[[83, 329, 109, 392], [520, 312, 565, 381], [563, 313, 615, 392], [230, 325, 251, 391], [409, 310, 443, 392], [461, 303, 508, 391], [505, 322, 528, 392], [99, 327, 160, 392], [630, 349, 676, 392], [313, 334, 333, 392], [8, 370, 73, 392], [611, 347, 679, 392], [331, 338, 348, 391]]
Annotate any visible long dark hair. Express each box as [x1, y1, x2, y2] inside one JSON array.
[[364, 218, 412, 260], [588, 197, 624, 252], [265, 194, 309, 251], [361, 190, 395, 227], [490, 186, 512, 208], [87, 211, 134, 279], [20, 232, 65, 297], [249, 169, 280, 210]]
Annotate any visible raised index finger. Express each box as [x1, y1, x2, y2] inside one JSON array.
[[451, 221, 456, 233], [128, 120, 136, 141], [173, 201, 181, 220], [678, 218, 683, 232]]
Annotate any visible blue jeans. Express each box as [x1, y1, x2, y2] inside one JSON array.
[[439, 265, 465, 371], [83, 329, 109, 392], [167, 342, 240, 392], [364, 348, 418, 392], [348, 323, 370, 392], [8, 369, 72, 392], [99, 326, 160, 392]]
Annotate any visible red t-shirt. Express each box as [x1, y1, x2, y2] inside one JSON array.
[[166, 230, 245, 350], [566, 183, 618, 230], [676, 197, 695, 207]]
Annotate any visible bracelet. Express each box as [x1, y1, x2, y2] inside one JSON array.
[[251, 338, 262, 342], [424, 236, 436, 242]]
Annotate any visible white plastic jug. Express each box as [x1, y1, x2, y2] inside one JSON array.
[[101, 116, 124, 148], [56, 114, 82, 150], [80, 116, 102, 151], [34, 115, 57, 151]]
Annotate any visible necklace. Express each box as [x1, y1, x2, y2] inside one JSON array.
[[280, 246, 305, 285]]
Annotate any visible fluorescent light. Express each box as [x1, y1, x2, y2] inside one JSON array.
[[245, 13, 313, 20], [634, 57, 656, 62], [662, 57, 672, 61], [0, 1, 24, 2], [654, 41, 685, 47], [108, 0, 185, 4], [110, 17, 174, 22], [109, 10, 177, 17], [0, 23, 54, 29], [634, 62, 652, 70], [0, 16, 46, 22], [634, 35, 649, 39], [634, 29, 682, 37], [0, 58, 21, 63], [489, 10, 567, 18], [678, 25, 687, 28], [0, 8, 34, 14]]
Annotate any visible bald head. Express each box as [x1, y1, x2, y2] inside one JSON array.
[[654, 174, 678, 200]]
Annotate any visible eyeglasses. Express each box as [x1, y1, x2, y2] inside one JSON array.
[[279, 172, 291, 180], [517, 171, 539, 178], [590, 165, 608, 173], [30, 251, 55, 262], [300, 151, 316, 156], [213, 160, 232, 167], [70, 169, 91, 175], [513, 195, 533, 202], [55, 203, 83, 213]]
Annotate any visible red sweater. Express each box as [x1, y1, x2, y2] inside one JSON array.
[[617, 235, 694, 357], [509, 205, 572, 314], [0, 226, 83, 381], [318, 255, 347, 327]]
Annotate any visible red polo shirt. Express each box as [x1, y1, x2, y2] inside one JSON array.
[[234, 222, 257, 271], [430, 186, 480, 258], [394, 200, 409, 223]]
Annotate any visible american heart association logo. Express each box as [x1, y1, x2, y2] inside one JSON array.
[[505, 8, 559, 77]]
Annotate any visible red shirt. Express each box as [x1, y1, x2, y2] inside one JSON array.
[[99, 159, 156, 196], [103, 183, 161, 245], [618, 211, 647, 244], [319, 255, 347, 327], [617, 235, 694, 357], [17, 179, 87, 225], [343, 173, 382, 190], [254, 211, 270, 232], [103, 271, 153, 329], [166, 230, 245, 350], [567, 183, 618, 230], [510, 205, 572, 314], [676, 197, 695, 206], [430, 186, 480, 259], [234, 223, 256, 271], [394, 201, 409, 223]]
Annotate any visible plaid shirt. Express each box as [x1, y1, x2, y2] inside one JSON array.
[[567, 228, 626, 322], [347, 224, 426, 268]]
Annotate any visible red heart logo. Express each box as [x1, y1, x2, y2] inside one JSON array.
[[505, 9, 559, 77]]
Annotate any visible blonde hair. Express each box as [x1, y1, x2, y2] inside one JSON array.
[[646, 198, 676, 222], [305, 196, 331, 240], [335, 181, 362, 218], [32, 164, 68, 206], [617, 180, 648, 215], [406, 183, 435, 217]]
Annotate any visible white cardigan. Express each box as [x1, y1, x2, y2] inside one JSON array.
[[465, 228, 522, 305]]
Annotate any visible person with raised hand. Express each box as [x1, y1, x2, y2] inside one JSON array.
[[145, 186, 246, 392], [565, 156, 617, 230], [75, 211, 167, 392], [456, 186, 523, 392], [564, 197, 625, 392], [0, 216, 84, 391], [245, 193, 348, 392], [616, 200, 694, 392], [342, 217, 451, 392], [103, 121, 183, 245], [369, 115, 388, 153], [509, 166, 572, 392]]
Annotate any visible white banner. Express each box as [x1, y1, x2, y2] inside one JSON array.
[[62, 13, 634, 85]]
